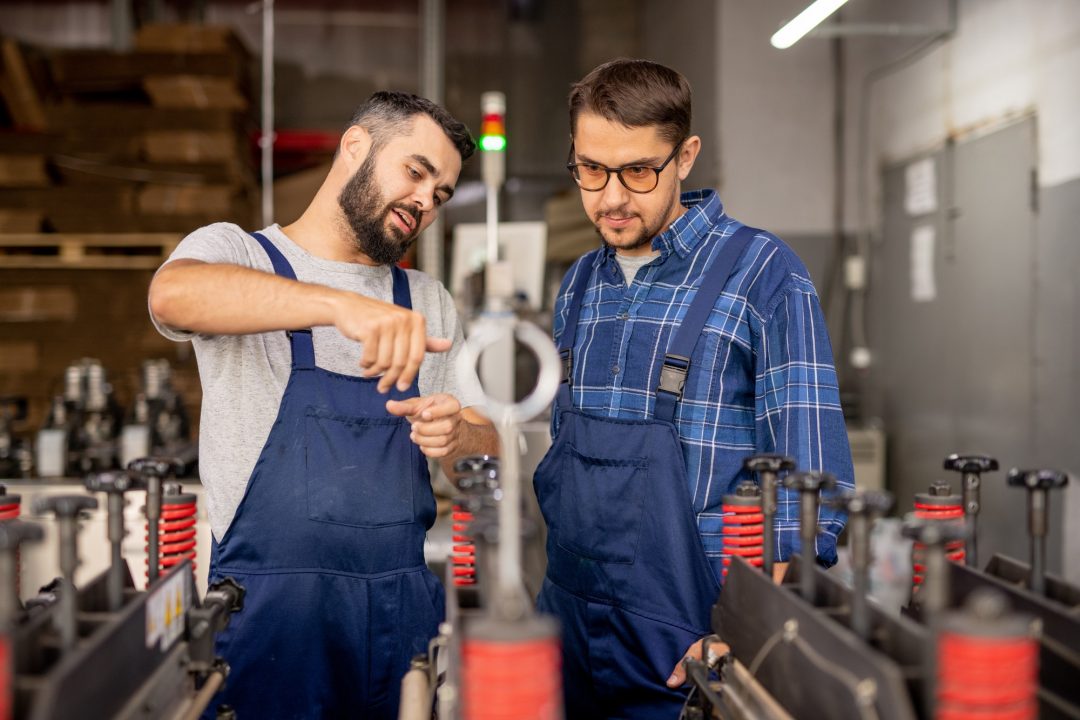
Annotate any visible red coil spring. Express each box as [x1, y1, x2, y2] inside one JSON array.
[[462, 635, 561, 720], [1, 492, 21, 598], [146, 495, 197, 576], [451, 505, 476, 586], [912, 499, 965, 589], [937, 631, 1038, 720], [721, 503, 764, 579]]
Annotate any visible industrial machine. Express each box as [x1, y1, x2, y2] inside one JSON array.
[[0, 397, 33, 480], [677, 452, 1077, 720], [0, 457, 243, 720], [399, 301, 564, 720], [121, 361, 195, 476], [35, 359, 124, 478]]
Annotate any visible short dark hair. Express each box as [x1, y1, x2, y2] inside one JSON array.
[[568, 59, 691, 145], [347, 91, 476, 161]]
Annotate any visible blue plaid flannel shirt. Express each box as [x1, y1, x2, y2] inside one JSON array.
[[551, 189, 854, 583]]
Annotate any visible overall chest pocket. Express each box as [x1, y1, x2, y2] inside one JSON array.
[[304, 408, 416, 528], [557, 443, 648, 565]]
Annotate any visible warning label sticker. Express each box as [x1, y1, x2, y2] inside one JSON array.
[[145, 570, 191, 651]]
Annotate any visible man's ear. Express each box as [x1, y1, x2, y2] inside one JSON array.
[[676, 135, 701, 181], [340, 125, 374, 171]]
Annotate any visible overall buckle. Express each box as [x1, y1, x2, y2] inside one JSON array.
[[658, 354, 690, 400], [560, 348, 573, 386]]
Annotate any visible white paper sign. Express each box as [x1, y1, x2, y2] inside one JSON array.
[[910, 225, 936, 302], [145, 569, 191, 651], [905, 157, 937, 216]]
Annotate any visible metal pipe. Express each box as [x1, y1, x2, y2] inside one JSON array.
[[179, 669, 226, 720], [962, 469, 979, 566], [260, 0, 275, 226], [418, 0, 446, 281]]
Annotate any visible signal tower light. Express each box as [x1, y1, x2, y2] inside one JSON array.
[[480, 92, 507, 153]]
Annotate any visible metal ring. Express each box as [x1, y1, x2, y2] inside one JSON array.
[[458, 316, 561, 426]]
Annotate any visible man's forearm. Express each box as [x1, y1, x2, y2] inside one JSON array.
[[439, 417, 500, 479], [149, 260, 345, 335]]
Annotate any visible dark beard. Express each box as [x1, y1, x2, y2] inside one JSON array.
[[595, 223, 653, 253], [338, 153, 421, 265]]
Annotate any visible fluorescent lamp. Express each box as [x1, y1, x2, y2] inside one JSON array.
[[771, 0, 850, 49]]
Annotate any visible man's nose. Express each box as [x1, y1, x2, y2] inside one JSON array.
[[599, 172, 630, 207]]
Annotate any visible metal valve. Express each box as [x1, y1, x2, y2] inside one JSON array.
[[1006, 468, 1068, 596], [744, 454, 796, 579], [783, 471, 837, 603]]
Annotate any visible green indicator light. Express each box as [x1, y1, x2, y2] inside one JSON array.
[[480, 134, 506, 152]]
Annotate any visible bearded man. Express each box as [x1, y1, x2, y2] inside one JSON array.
[[148, 91, 498, 719]]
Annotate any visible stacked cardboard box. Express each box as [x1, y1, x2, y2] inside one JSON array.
[[0, 24, 256, 236]]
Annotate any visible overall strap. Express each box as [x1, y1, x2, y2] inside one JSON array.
[[556, 249, 602, 409], [390, 264, 412, 309], [654, 225, 759, 424], [250, 232, 316, 370]]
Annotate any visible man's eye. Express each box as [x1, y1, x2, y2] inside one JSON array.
[[407, 166, 421, 179], [581, 164, 604, 174], [625, 167, 650, 178]]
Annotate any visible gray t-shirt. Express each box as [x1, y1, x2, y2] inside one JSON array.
[[615, 252, 659, 286], [150, 223, 483, 541]]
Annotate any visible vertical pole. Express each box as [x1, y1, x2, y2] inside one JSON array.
[[419, 0, 446, 280], [260, 0, 276, 227]]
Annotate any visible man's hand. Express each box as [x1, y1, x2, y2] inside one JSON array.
[[667, 637, 730, 688], [332, 295, 452, 394], [386, 393, 464, 459]]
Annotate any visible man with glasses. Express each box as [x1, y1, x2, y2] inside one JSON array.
[[532, 59, 854, 717]]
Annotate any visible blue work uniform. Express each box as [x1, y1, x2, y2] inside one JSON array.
[[203, 232, 443, 719], [534, 226, 758, 718]]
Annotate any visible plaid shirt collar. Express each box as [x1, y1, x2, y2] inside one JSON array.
[[593, 188, 725, 271]]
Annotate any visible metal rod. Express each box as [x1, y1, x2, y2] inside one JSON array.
[[494, 421, 523, 619], [260, 0, 275, 226], [0, 551, 16, 627], [799, 493, 818, 602], [180, 669, 226, 720], [417, 0, 445, 281], [57, 517, 79, 651], [107, 493, 125, 612], [485, 185, 499, 270], [761, 471, 778, 579], [1029, 489, 1046, 595], [147, 477, 162, 584], [963, 470, 979, 567], [849, 511, 870, 640]]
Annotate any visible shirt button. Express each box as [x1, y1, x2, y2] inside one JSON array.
[[618, 312, 629, 320], [612, 366, 621, 374]]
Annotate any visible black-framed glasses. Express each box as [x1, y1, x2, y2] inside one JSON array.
[[566, 139, 684, 194]]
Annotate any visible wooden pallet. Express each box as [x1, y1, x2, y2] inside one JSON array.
[[0, 233, 180, 269]]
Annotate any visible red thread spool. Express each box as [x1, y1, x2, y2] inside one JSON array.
[[936, 591, 1038, 720], [462, 616, 562, 720], [722, 481, 764, 579], [147, 486, 197, 577], [912, 481, 964, 591], [451, 505, 476, 586]]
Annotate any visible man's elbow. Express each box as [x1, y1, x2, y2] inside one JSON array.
[[148, 266, 189, 328]]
